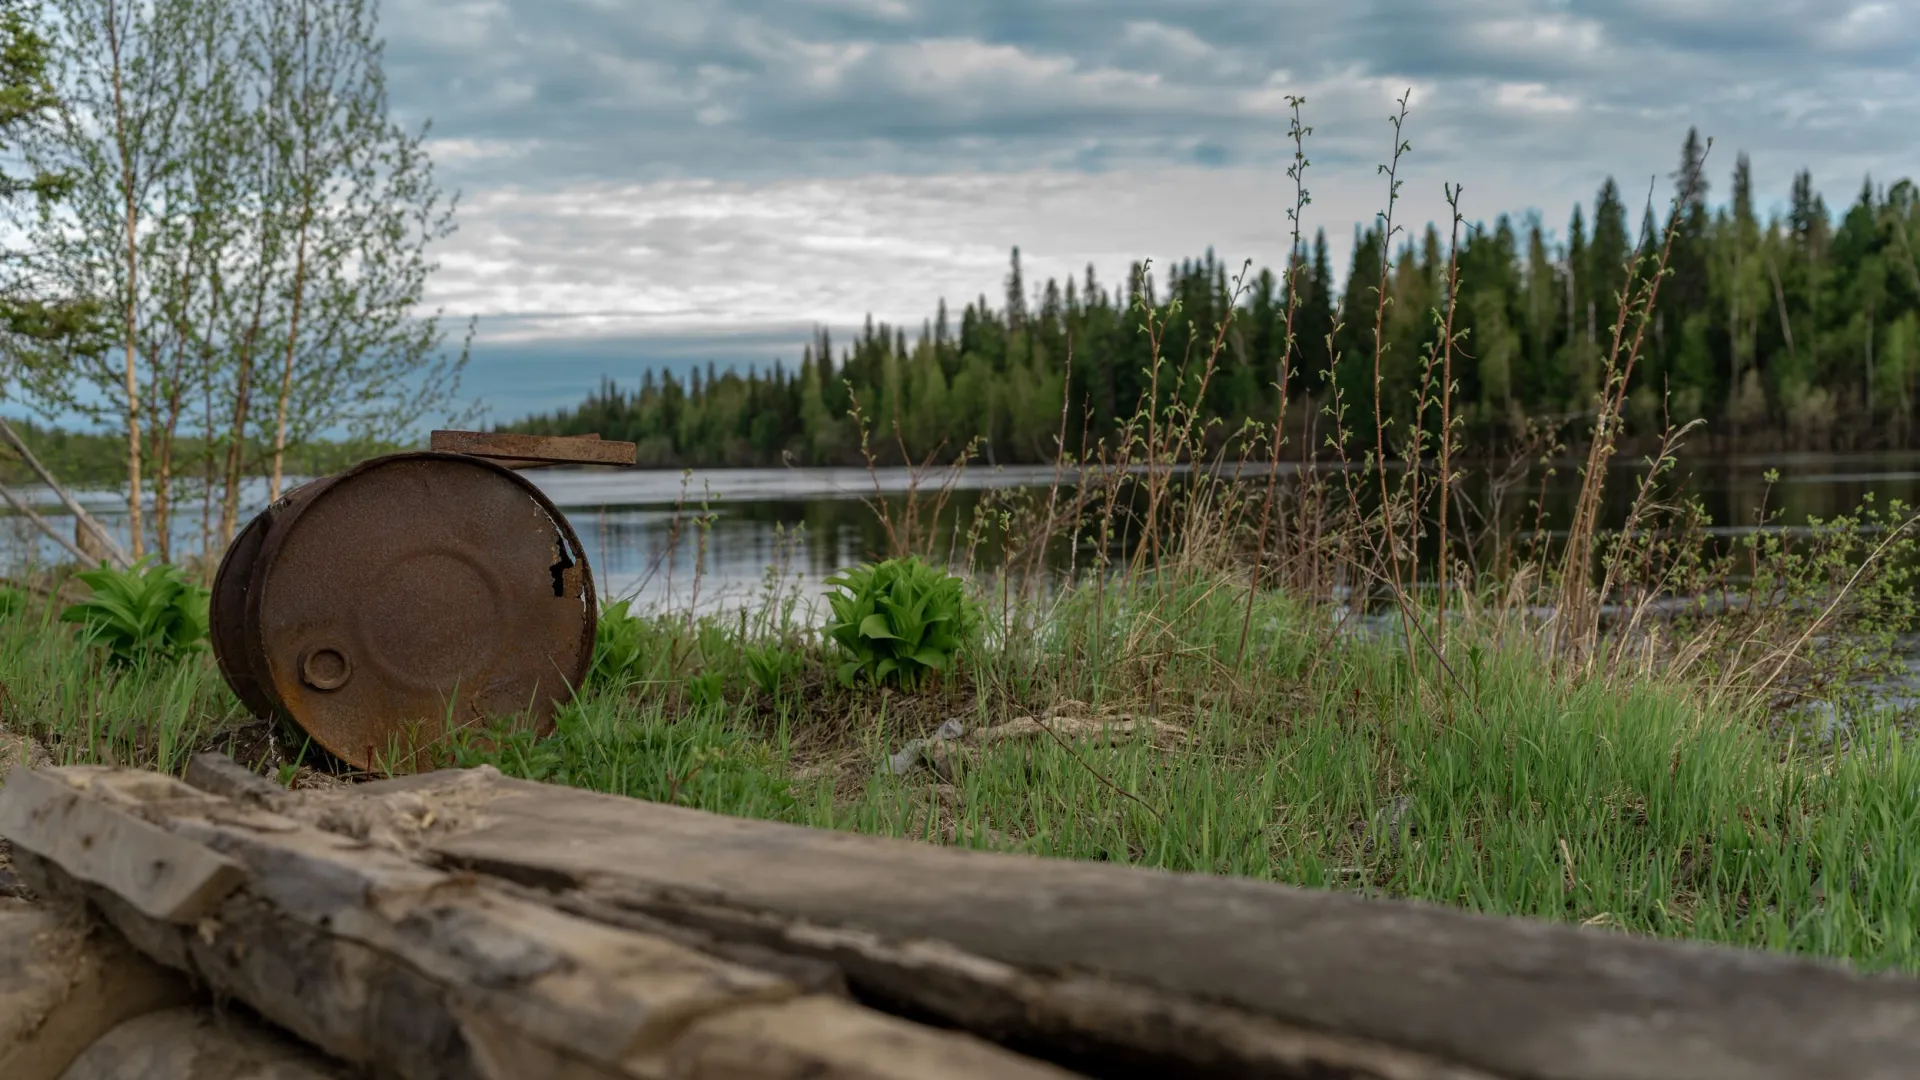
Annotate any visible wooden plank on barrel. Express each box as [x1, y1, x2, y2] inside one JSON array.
[[335, 766, 1920, 1080], [57, 1007, 349, 1080], [428, 430, 637, 468], [4, 766, 1081, 1080], [0, 899, 196, 1080]]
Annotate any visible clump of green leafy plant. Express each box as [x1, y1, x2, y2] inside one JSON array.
[[0, 584, 24, 621], [823, 556, 980, 689], [744, 643, 805, 696], [591, 598, 657, 689], [59, 559, 209, 668], [685, 669, 726, 709]]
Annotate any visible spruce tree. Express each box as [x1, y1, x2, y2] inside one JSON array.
[[1005, 247, 1028, 332], [1663, 128, 1714, 396], [1331, 224, 1383, 417], [1297, 229, 1336, 394], [1726, 153, 1764, 428], [1524, 215, 1557, 401], [1589, 178, 1632, 348]]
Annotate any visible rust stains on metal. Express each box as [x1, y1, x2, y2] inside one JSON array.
[[427, 430, 637, 468], [208, 508, 279, 721], [210, 441, 628, 774]]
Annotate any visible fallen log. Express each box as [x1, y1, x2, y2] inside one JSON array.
[[5, 758, 1920, 1080], [316, 764, 1920, 1080], [2, 766, 1078, 1080], [0, 478, 96, 566]]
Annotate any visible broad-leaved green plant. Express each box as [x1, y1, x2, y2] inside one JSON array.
[[59, 559, 209, 668], [823, 557, 980, 689]]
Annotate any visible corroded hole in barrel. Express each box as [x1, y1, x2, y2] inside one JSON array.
[[549, 527, 574, 598]]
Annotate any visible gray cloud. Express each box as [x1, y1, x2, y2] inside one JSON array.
[[385, 0, 1919, 184], [369, 0, 1920, 422]]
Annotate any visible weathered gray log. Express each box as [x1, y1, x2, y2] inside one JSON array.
[[322, 764, 1920, 1080], [14, 758, 1920, 1080], [2, 765, 1078, 1080], [57, 1008, 349, 1080], [0, 723, 53, 899], [0, 898, 197, 1080], [181, 751, 288, 806], [0, 769, 248, 922]]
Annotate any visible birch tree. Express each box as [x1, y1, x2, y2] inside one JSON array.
[[25, 0, 471, 558], [144, 0, 243, 560], [26, 0, 195, 559], [248, 0, 471, 509]]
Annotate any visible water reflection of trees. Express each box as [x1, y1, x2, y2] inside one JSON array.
[[568, 454, 1920, 609], [12, 455, 1919, 604]]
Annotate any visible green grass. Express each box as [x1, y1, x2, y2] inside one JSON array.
[[4, 572, 1918, 973], [1, 598, 239, 774]]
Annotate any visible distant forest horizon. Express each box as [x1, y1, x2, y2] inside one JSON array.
[[505, 129, 1920, 469]]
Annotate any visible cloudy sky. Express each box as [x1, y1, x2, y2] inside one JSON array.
[[377, 0, 1919, 422]]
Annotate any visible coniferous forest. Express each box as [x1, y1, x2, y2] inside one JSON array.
[[509, 130, 1920, 468]]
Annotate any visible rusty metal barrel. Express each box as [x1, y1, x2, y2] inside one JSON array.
[[209, 432, 636, 772]]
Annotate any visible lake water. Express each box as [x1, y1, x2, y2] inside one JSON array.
[[7, 452, 1920, 627]]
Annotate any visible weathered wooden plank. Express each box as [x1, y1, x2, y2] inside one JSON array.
[[1, 723, 54, 899], [0, 899, 196, 1080], [0, 769, 246, 923], [6, 766, 1080, 1080], [181, 752, 288, 806], [620, 898, 1495, 1080], [57, 1007, 349, 1080], [428, 430, 637, 468], [659, 995, 1103, 1080], [333, 766, 1920, 1080]]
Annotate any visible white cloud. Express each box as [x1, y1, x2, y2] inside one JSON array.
[[427, 161, 1609, 346], [1492, 82, 1581, 114], [1471, 14, 1609, 62], [1822, 1, 1917, 51], [424, 137, 529, 165], [802, 0, 916, 19]]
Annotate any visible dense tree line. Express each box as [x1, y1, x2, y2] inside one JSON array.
[[511, 131, 1920, 467]]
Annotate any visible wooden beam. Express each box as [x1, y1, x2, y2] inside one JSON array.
[[12, 760, 1920, 1079], [0, 416, 131, 569], [0, 769, 245, 924], [428, 431, 637, 468], [359, 767, 1920, 1080], [0, 479, 97, 566], [4, 766, 1078, 1080]]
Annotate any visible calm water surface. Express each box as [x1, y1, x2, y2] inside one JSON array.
[[7, 452, 1920, 625]]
